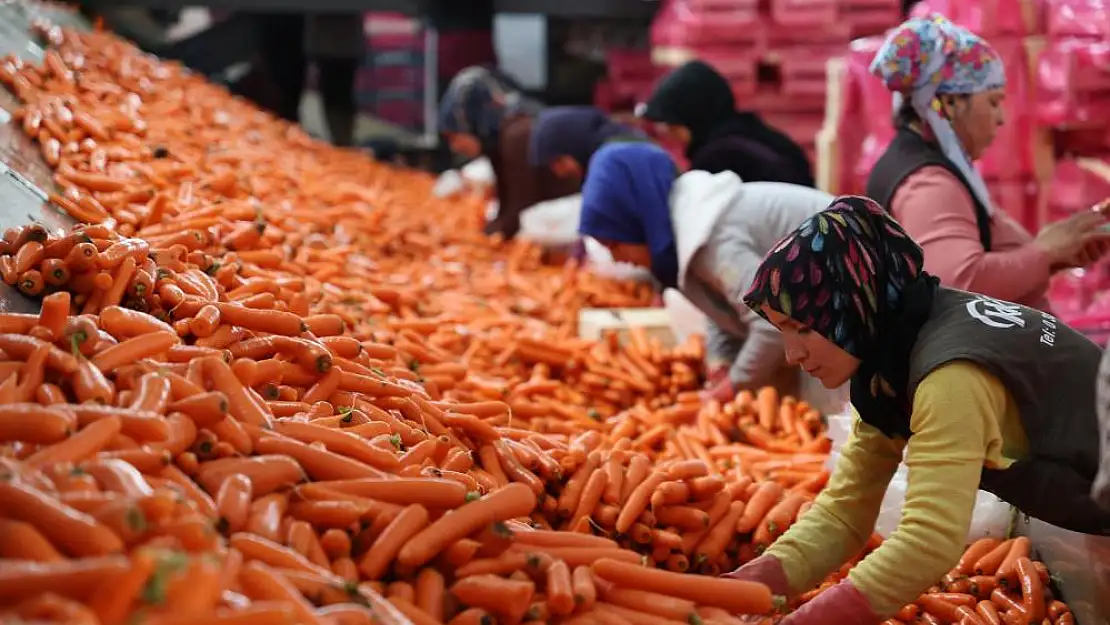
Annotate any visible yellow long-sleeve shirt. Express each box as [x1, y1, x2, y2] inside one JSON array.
[[765, 361, 1029, 617]]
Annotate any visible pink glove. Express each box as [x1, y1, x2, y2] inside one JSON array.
[[778, 580, 879, 625], [722, 554, 791, 597], [701, 375, 736, 403], [706, 365, 730, 387]]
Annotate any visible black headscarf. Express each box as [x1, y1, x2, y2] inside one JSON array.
[[743, 196, 939, 438], [642, 60, 814, 185]]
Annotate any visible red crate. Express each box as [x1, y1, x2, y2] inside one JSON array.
[[607, 49, 657, 81], [363, 65, 422, 91], [770, 0, 838, 26], [369, 100, 425, 129], [778, 48, 839, 96], [652, 0, 764, 50]]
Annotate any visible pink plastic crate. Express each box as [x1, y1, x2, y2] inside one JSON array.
[[770, 0, 838, 26], [1044, 0, 1110, 39], [651, 0, 764, 50], [367, 32, 425, 52], [777, 47, 841, 96], [842, 6, 903, 37], [1043, 157, 1110, 223], [960, 0, 1046, 36], [765, 23, 852, 50], [363, 65, 422, 91], [988, 177, 1041, 232], [676, 0, 760, 13], [370, 100, 425, 128], [607, 49, 657, 80], [1035, 38, 1110, 126]]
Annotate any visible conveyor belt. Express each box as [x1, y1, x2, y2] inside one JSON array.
[[0, 1, 82, 313]]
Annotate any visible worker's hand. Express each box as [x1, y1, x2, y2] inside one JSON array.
[[706, 364, 730, 387], [776, 580, 878, 625], [701, 375, 736, 404], [722, 554, 791, 596], [1036, 210, 1110, 270]]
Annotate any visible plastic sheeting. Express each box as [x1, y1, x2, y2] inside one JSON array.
[[824, 410, 1016, 540]]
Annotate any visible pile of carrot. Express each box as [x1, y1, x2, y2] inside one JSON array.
[[0, 19, 1075, 625], [799, 536, 1071, 625]]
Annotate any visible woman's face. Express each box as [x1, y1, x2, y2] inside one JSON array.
[[946, 88, 1006, 161], [653, 123, 691, 146], [551, 156, 582, 179], [761, 306, 861, 389], [446, 132, 482, 159], [600, 240, 652, 268]]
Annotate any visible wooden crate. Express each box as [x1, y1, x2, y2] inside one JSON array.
[[578, 308, 676, 348]]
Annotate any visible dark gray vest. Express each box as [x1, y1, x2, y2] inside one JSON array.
[[904, 288, 1110, 535], [867, 128, 992, 252]]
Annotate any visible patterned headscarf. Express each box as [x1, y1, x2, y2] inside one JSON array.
[[437, 66, 542, 152], [578, 142, 681, 289], [869, 14, 1005, 215], [743, 196, 939, 437]]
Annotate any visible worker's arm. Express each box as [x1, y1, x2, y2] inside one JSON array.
[[891, 167, 1051, 304], [779, 362, 1008, 625], [704, 318, 740, 372], [764, 415, 902, 595]]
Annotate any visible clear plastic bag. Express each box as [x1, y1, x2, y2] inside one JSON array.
[[432, 169, 466, 198], [518, 194, 582, 248], [824, 409, 1016, 540], [662, 288, 707, 345], [582, 237, 654, 282], [876, 470, 1015, 540]]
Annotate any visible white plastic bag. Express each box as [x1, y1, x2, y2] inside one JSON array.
[[663, 289, 707, 345], [825, 409, 1016, 540], [518, 194, 583, 248], [582, 237, 654, 282], [875, 469, 1014, 540], [432, 169, 466, 198], [461, 157, 495, 187]]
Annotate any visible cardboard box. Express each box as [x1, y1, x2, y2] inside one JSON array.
[[578, 308, 677, 348]]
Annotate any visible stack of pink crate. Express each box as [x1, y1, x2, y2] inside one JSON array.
[[637, 0, 903, 166], [831, 0, 1110, 235]]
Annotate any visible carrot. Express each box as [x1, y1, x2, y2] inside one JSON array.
[[0, 403, 72, 443], [973, 539, 1014, 575], [736, 481, 783, 534], [957, 538, 1002, 575], [0, 479, 124, 557], [359, 504, 430, 580], [451, 574, 536, 624], [237, 561, 327, 625], [397, 482, 535, 568], [0, 517, 65, 562], [215, 474, 253, 535], [996, 536, 1031, 587], [591, 558, 773, 615], [752, 491, 805, 546], [0, 556, 130, 602], [1015, 557, 1045, 621]]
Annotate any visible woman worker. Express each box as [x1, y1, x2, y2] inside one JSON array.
[[726, 196, 1110, 624], [438, 67, 579, 239], [577, 141, 833, 401], [640, 60, 814, 187], [866, 15, 1110, 310], [527, 106, 647, 183]]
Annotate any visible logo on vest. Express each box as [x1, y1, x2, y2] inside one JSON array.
[[966, 297, 1025, 330]]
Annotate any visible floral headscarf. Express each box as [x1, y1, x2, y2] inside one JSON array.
[[870, 14, 1005, 215], [743, 196, 939, 437], [437, 66, 542, 152]]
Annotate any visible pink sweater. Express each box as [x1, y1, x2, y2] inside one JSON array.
[[890, 166, 1052, 310]]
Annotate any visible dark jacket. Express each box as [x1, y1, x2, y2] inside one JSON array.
[[904, 287, 1110, 535], [642, 60, 814, 186], [486, 115, 580, 239], [690, 134, 813, 186]]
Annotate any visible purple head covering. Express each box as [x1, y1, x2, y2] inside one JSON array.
[[528, 106, 644, 169]]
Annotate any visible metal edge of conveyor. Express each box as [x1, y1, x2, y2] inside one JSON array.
[[1018, 515, 1110, 625]]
